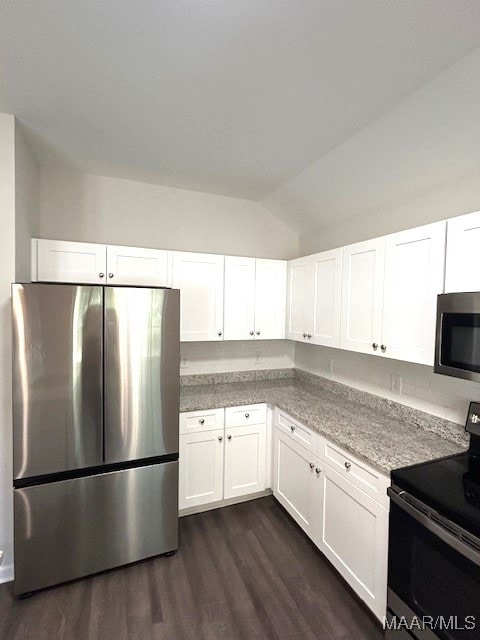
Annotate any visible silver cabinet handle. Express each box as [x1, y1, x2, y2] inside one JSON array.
[[315, 468, 321, 475], [245, 413, 249, 418], [372, 343, 378, 350], [290, 425, 295, 432], [108, 273, 114, 278], [199, 419, 205, 425], [309, 462, 315, 469], [256, 330, 260, 335], [303, 333, 307, 338], [99, 272, 105, 278], [307, 334, 312, 339], [249, 331, 254, 336], [381, 344, 387, 352], [218, 436, 223, 442], [217, 331, 222, 336], [345, 462, 351, 470], [227, 434, 232, 440]]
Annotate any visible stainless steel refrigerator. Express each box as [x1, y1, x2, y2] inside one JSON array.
[[12, 283, 180, 596]]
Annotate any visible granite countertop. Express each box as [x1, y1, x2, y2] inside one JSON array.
[[180, 373, 469, 476]]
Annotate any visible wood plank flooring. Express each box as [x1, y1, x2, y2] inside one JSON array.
[[0, 496, 383, 640]]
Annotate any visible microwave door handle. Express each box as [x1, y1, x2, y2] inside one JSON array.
[[388, 487, 480, 568]]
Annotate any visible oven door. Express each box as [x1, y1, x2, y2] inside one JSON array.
[[387, 488, 480, 639], [435, 293, 480, 382]]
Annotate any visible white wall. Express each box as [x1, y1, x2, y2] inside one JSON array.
[[38, 168, 298, 259], [15, 123, 40, 281], [181, 340, 294, 375], [0, 114, 16, 583]]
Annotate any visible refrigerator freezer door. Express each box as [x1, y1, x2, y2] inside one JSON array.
[[12, 284, 103, 480], [104, 287, 180, 463], [14, 461, 179, 594]]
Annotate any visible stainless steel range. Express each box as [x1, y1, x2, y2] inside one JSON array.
[[386, 402, 480, 639], [12, 283, 180, 596]]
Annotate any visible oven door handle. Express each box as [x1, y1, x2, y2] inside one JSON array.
[[388, 486, 480, 568]]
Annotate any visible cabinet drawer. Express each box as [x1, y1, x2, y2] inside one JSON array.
[[225, 404, 267, 427], [322, 441, 389, 507], [275, 409, 319, 455], [180, 409, 224, 434]]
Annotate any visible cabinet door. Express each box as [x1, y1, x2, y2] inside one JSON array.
[[273, 430, 320, 539], [254, 259, 286, 339], [179, 429, 224, 510], [445, 211, 480, 293], [171, 252, 224, 342], [35, 239, 107, 284], [321, 464, 388, 621], [381, 222, 446, 365], [223, 256, 256, 340], [286, 258, 314, 342], [106, 245, 171, 286], [311, 249, 342, 348], [340, 238, 385, 355], [224, 424, 266, 499]]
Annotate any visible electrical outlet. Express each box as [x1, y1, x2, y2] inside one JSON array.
[[255, 352, 263, 365], [391, 374, 403, 394], [180, 357, 188, 369], [326, 358, 334, 374], [0, 550, 4, 565]]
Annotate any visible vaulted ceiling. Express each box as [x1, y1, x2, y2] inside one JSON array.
[[2, 1, 480, 234]]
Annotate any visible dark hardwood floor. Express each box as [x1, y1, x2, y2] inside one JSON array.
[[0, 496, 383, 640]]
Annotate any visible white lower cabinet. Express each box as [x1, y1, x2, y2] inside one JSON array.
[[179, 405, 268, 511], [224, 424, 266, 499], [272, 429, 322, 540], [321, 463, 388, 621], [272, 410, 389, 621], [179, 429, 224, 510]]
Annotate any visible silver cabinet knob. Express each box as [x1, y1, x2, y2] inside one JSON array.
[[290, 425, 295, 432], [227, 434, 232, 441], [309, 462, 315, 469], [372, 343, 378, 350], [256, 330, 260, 335], [108, 273, 114, 278], [315, 468, 321, 475], [217, 331, 222, 336], [303, 333, 307, 338], [381, 344, 387, 352], [245, 413, 249, 418], [99, 272, 105, 278], [345, 461, 351, 470], [218, 436, 223, 442], [199, 419, 205, 425], [307, 334, 312, 339], [249, 331, 254, 336]]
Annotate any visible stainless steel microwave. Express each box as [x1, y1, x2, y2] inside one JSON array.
[[435, 292, 480, 382]]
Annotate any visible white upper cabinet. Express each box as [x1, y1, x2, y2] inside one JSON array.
[[171, 251, 225, 342], [286, 257, 314, 342], [106, 245, 171, 287], [445, 211, 480, 293], [254, 259, 286, 339], [311, 248, 342, 348], [224, 257, 286, 340], [340, 238, 385, 355], [33, 239, 107, 284], [223, 256, 256, 340], [381, 222, 446, 365]]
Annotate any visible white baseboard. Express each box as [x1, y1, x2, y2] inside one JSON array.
[[179, 489, 272, 518], [0, 564, 14, 584]]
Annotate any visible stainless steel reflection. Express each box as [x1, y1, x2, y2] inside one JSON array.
[[14, 461, 178, 595], [12, 284, 103, 480], [435, 292, 480, 382], [104, 287, 180, 463]]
